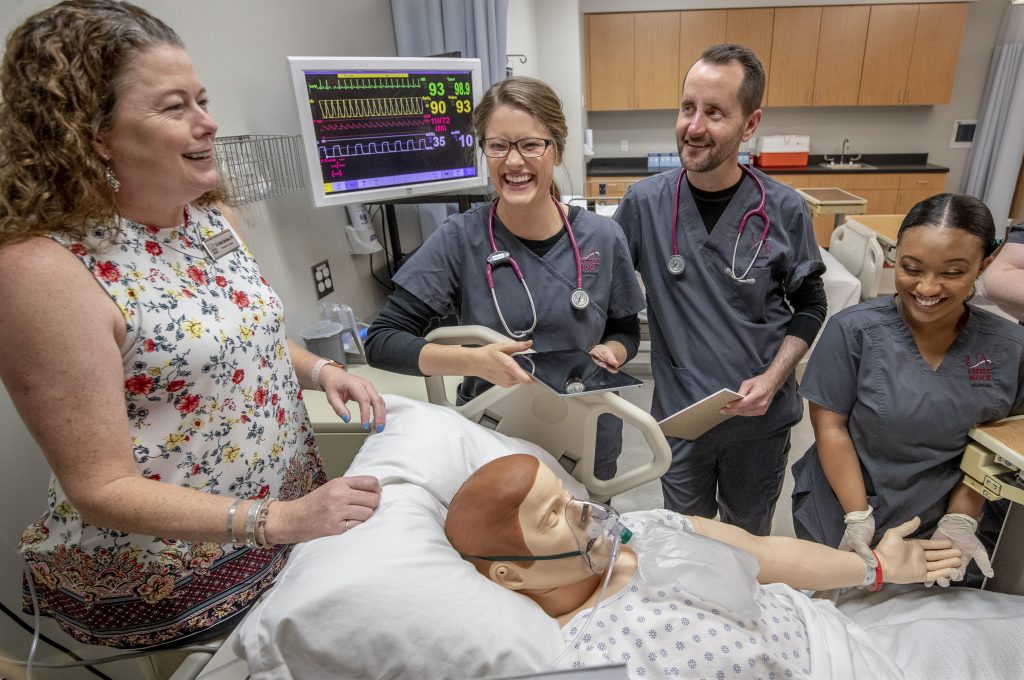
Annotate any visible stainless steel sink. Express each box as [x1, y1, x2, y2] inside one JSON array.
[[818, 162, 876, 170]]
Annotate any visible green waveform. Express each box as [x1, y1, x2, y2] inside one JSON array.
[[308, 77, 424, 92]]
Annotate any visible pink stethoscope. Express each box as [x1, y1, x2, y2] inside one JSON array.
[[485, 196, 588, 339], [668, 164, 770, 281]]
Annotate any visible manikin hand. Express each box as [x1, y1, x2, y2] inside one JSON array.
[[470, 340, 534, 387], [838, 508, 877, 567], [587, 343, 621, 371], [926, 513, 994, 587], [721, 373, 780, 417], [267, 475, 382, 544], [320, 364, 387, 432], [874, 517, 962, 585]]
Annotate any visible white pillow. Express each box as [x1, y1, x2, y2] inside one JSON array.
[[237, 395, 580, 679], [345, 394, 588, 504]]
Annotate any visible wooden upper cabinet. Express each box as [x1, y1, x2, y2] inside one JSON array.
[[725, 8, 775, 87], [905, 3, 968, 105], [586, 13, 635, 111], [859, 4, 919, 105], [813, 5, 870, 106], [583, 4, 968, 111], [679, 10, 727, 81], [765, 7, 822, 107], [635, 12, 681, 109]]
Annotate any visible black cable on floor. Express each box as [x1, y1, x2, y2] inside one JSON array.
[[0, 599, 115, 680]]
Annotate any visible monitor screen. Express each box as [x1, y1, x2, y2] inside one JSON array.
[[287, 56, 487, 207]]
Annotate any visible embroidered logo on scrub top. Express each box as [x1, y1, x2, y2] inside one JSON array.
[[966, 353, 993, 385], [747, 233, 772, 261], [581, 251, 601, 273]]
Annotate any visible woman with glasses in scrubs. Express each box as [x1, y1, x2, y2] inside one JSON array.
[[792, 193, 1024, 586], [366, 76, 644, 480]]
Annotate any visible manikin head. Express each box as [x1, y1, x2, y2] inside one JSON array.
[[445, 455, 623, 593]]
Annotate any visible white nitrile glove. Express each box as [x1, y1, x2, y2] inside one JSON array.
[[927, 513, 994, 587], [838, 507, 877, 567]]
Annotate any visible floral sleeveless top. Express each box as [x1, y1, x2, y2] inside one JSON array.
[[20, 203, 326, 648]]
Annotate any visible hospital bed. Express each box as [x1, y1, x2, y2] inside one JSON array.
[[187, 327, 1024, 680]]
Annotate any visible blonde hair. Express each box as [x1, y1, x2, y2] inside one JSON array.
[[472, 76, 568, 200], [0, 0, 225, 246]]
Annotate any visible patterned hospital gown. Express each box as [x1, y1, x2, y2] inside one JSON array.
[[562, 511, 810, 679]]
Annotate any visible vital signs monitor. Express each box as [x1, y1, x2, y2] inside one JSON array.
[[287, 56, 487, 207]]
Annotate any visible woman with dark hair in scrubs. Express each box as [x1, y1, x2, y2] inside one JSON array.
[[792, 193, 1024, 586], [366, 76, 645, 480]]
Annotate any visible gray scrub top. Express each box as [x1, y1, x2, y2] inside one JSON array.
[[614, 167, 824, 440], [393, 203, 645, 400], [792, 296, 1024, 545]]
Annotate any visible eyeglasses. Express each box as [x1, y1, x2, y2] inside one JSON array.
[[480, 137, 553, 158]]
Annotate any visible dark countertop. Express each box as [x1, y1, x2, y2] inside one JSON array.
[[587, 153, 949, 177]]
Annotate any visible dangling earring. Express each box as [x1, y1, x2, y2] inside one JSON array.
[[104, 164, 121, 192]]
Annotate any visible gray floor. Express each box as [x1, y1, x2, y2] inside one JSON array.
[[611, 266, 1013, 538]]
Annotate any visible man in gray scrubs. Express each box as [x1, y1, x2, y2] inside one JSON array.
[[614, 44, 826, 534]]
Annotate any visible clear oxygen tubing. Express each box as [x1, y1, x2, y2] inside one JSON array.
[[540, 529, 625, 671]]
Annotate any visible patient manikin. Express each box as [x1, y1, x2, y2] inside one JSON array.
[[445, 455, 974, 679]]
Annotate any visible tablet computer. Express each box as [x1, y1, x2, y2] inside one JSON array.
[[513, 350, 644, 397], [658, 388, 743, 440]]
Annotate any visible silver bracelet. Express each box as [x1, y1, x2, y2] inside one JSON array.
[[226, 499, 243, 544], [255, 499, 276, 547], [244, 499, 264, 548]]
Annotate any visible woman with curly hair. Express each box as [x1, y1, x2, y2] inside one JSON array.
[[0, 0, 385, 648]]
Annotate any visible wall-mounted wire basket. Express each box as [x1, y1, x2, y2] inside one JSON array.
[[214, 134, 305, 206]]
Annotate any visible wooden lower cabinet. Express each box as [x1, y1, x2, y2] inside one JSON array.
[[586, 171, 948, 246], [585, 176, 646, 201]]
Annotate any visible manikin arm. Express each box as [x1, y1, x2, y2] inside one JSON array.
[[690, 516, 961, 591]]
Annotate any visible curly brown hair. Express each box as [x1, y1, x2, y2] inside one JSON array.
[[0, 0, 225, 246]]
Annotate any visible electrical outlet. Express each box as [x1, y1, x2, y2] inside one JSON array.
[[312, 260, 334, 299], [620, 140, 629, 152]]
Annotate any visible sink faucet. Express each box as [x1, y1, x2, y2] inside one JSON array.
[[823, 138, 862, 166], [839, 138, 862, 165]]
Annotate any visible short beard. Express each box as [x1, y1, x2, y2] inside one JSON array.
[[679, 139, 732, 173]]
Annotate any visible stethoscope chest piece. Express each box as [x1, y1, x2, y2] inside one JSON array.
[[566, 378, 586, 394], [667, 254, 685, 276], [570, 288, 590, 310]]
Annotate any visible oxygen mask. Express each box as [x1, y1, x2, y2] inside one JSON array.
[[565, 497, 632, 574]]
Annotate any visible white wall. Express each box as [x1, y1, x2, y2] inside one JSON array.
[[579, 0, 1007, 192], [507, 0, 540, 79]]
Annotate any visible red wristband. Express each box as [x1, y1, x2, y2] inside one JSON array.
[[868, 549, 883, 591]]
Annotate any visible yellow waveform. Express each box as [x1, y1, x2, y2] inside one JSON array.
[[318, 97, 424, 119]]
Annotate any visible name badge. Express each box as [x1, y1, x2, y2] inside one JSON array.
[[202, 230, 240, 260]]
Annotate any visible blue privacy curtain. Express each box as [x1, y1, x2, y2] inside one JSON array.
[[961, 2, 1024, 234], [391, 0, 508, 91], [390, 0, 508, 239]]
